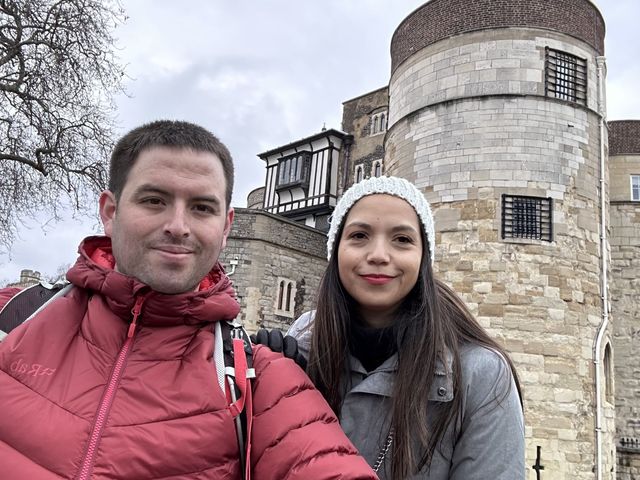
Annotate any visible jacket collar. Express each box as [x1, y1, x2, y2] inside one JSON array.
[[66, 236, 240, 327], [348, 349, 454, 402]]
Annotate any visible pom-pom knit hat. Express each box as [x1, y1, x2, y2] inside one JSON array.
[[327, 176, 435, 264]]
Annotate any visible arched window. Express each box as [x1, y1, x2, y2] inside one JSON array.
[[355, 165, 364, 183], [275, 277, 296, 318], [370, 110, 388, 136], [373, 160, 382, 177]]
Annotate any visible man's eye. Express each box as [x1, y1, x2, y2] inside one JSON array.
[[143, 198, 163, 205], [194, 204, 214, 214]]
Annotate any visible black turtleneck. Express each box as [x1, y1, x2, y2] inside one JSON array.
[[348, 321, 398, 372]]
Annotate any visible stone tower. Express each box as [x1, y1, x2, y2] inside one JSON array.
[[384, 0, 613, 478]]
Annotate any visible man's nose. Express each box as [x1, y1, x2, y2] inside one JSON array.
[[164, 206, 190, 238]]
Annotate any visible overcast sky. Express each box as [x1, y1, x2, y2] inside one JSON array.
[[1, 0, 638, 285]]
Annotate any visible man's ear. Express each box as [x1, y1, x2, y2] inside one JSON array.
[[99, 190, 117, 237], [221, 207, 234, 250]]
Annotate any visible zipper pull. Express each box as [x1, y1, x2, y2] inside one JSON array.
[[128, 295, 146, 338]]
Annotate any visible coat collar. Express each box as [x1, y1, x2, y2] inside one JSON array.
[[348, 349, 454, 402], [66, 236, 240, 327]]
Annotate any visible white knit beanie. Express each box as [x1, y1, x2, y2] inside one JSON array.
[[327, 176, 435, 263]]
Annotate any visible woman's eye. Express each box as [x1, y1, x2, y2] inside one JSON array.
[[396, 235, 413, 244], [350, 232, 367, 240]]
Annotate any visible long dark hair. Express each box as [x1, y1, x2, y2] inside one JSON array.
[[306, 223, 523, 480]]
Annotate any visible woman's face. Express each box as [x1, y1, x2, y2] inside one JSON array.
[[337, 194, 423, 328]]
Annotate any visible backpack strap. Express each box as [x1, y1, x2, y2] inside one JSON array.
[[214, 320, 255, 480], [0, 282, 72, 341]]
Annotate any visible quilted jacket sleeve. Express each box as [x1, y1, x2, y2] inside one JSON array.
[[0, 287, 22, 311], [250, 344, 378, 480]]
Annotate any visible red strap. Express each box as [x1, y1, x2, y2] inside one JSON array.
[[228, 338, 247, 418], [244, 379, 253, 480], [227, 338, 253, 479]]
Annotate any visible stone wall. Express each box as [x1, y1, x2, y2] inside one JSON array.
[[220, 208, 327, 332], [609, 141, 640, 479], [389, 29, 601, 128]]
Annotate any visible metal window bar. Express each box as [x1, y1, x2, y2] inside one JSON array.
[[502, 195, 553, 242], [545, 48, 587, 105]]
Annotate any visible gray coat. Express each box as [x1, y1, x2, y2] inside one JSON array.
[[288, 311, 525, 480]]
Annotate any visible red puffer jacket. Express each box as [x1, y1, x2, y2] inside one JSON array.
[[0, 236, 376, 479]]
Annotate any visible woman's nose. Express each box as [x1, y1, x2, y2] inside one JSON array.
[[366, 238, 390, 264]]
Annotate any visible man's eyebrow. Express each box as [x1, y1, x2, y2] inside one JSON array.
[[132, 185, 169, 197], [132, 184, 222, 205]]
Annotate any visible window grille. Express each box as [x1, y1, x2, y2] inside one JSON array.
[[631, 175, 640, 201], [545, 47, 587, 105], [502, 194, 553, 242]]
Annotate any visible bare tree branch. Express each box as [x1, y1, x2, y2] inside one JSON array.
[[0, 0, 126, 251]]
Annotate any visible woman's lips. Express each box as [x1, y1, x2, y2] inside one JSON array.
[[360, 274, 395, 285]]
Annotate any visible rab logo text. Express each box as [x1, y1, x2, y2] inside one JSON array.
[[10, 358, 56, 377]]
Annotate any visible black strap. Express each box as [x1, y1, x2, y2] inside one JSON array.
[[0, 283, 66, 334]]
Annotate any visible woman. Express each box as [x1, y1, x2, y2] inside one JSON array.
[[288, 176, 524, 480]]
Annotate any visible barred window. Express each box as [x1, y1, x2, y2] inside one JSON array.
[[545, 47, 587, 105], [631, 175, 640, 201], [502, 194, 553, 242]]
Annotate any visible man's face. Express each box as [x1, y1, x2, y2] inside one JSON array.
[[99, 146, 234, 294]]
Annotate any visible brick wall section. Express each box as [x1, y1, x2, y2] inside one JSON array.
[[246, 187, 265, 209], [225, 208, 326, 259], [388, 30, 600, 127], [609, 153, 640, 202], [390, 0, 605, 74], [611, 203, 640, 439], [219, 208, 327, 333], [618, 450, 640, 480], [341, 87, 388, 188], [609, 121, 640, 156]]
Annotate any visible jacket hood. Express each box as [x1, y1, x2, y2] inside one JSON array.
[[66, 236, 240, 327]]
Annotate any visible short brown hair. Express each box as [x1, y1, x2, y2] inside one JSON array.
[[109, 120, 234, 208]]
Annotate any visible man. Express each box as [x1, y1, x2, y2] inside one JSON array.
[[0, 121, 376, 479]]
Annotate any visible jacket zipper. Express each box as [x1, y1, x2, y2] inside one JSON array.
[[75, 294, 147, 480]]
